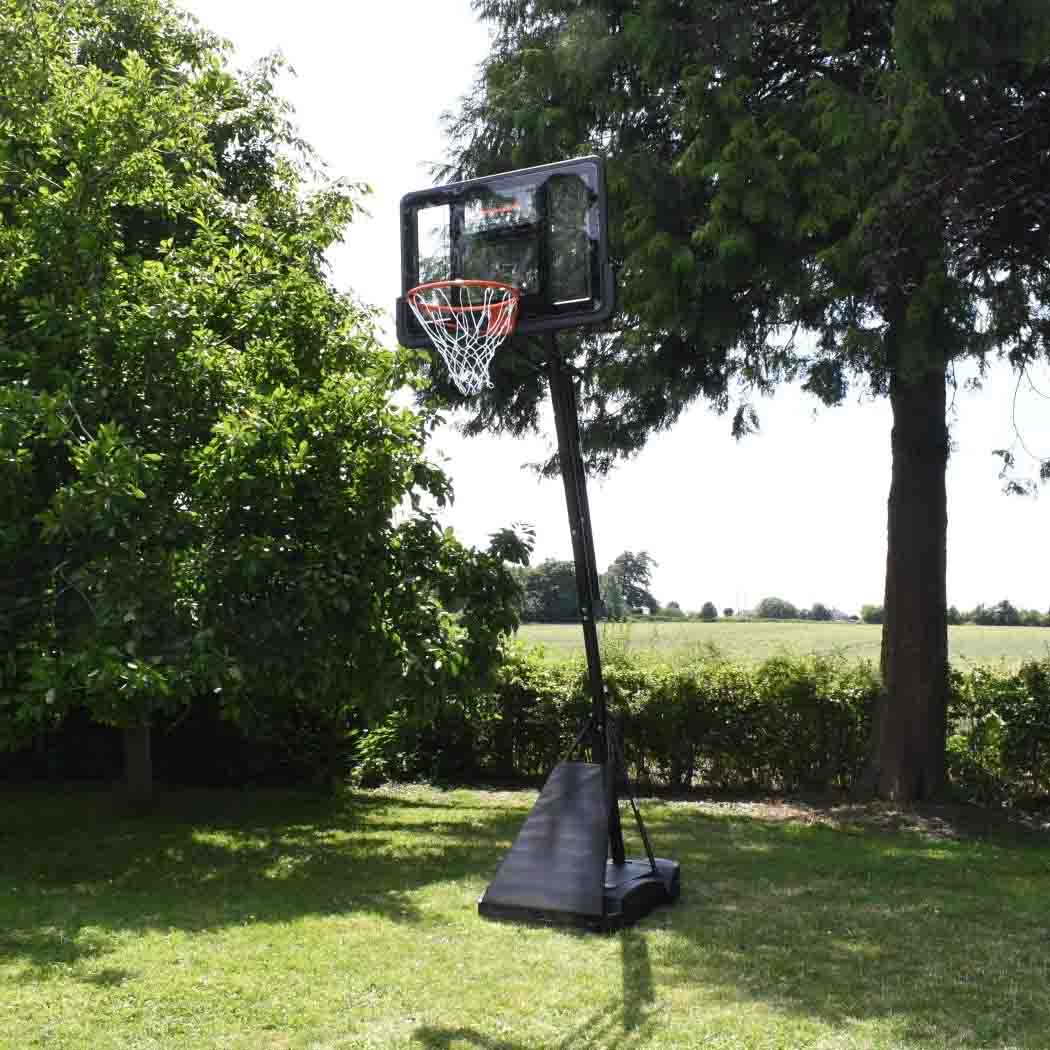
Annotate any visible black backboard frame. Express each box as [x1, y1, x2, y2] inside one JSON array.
[[396, 156, 615, 349]]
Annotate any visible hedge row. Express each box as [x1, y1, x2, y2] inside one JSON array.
[[354, 646, 1050, 804], [948, 660, 1050, 803], [7, 646, 1047, 804]]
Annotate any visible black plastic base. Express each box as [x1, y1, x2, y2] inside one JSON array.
[[478, 856, 680, 933], [601, 857, 681, 931]]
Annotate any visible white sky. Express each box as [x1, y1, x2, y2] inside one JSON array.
[[180, 0, 1049, 615]]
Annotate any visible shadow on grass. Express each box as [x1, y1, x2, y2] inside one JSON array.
[[80, 967, 135, 988], [0, 783, 526, 980], [415, 1010, 655, 1050], [3, 783, 1049, 1048], [639, 805, 1050, 1048], [419, 802, 1049, 1050], [415, 932, 657, 1050]]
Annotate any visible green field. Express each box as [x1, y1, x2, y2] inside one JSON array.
[[517, 620, 1050, 667], [2, 783, 1049, 1050]]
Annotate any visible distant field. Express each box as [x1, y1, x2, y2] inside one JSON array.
[[517, 619, 1050, 667]]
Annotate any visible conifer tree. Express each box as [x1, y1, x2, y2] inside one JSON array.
[[444, 0, 1050, 799]]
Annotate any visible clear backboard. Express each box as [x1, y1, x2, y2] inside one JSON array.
[[397, 156, 614, 349]]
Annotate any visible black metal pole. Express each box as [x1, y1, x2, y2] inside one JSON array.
[[544, 333, 626, 864], [544, 335, 605, 754]]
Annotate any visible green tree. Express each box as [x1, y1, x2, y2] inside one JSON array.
[[0, 0, 522, 802], [444, 0, 1050, 800], [607, 551, 659, 614], [756, 597, 799, 621], [810, 603, 833, 622], [946, 605, 962, 626], [861, 605, 885, 625], [520, 559, 579, 622], [487, 523, 537, 571], [599, 567, 627, 621], [723, 608, 734, 619], [700, 602, 718, 622]]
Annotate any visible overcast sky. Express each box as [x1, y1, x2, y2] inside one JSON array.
[[180, 0, 1050, 616]]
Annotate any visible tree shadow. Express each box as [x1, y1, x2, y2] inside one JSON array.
[[409, 800, 1047, 1050], [80, 967, 135, 988], [414, 1012, 654, 1050], [640, 804, 1050, 1048], [3, 783, 1048, 1048], [413, 925, 657, 1050], [0, 783, 526, 979]]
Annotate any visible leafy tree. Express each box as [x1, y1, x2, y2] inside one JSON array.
[[488, 524, 537, 624], [599, 567, 627, 621], [0, 0, 522, 802], [487, 523, 537, 570], [946, 606, 962, 626], [810, 603, 833, 622], [963, 598, 1037, 627], [723, 608, 734, 619], [861, 605, 885, 625], [756, 597, 799, 621], [700, 602, 718, 622], [520, 559, 579, 622], [444, 1, 1050, 800], [189, 380, 527, 790], [607, 551, 659, 614]]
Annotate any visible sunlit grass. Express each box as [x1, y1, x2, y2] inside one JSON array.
[[2, 783, 1049, 1049], [516, 620, 1050, 668]]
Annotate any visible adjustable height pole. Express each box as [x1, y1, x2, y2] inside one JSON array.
[[544, 334, 604, 753], [545, 333, 626, 865]]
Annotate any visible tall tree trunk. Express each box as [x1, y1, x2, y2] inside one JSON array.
[[876, 362, 950, 801], [121, 725, 154, 811]]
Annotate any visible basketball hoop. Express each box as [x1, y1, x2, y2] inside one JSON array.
[[406, 279, 521, 396], [399, 160, 678, 932]]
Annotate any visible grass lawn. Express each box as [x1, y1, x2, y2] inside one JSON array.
[[3, 784, 1050, 1049], [517, 620, 1050, 667]]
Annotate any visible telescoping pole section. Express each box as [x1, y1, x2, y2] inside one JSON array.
[[544, 333, 626, 864]]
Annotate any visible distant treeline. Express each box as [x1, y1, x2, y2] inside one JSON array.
[[512, 561, 849, 624], [511, 561, 1050, 627], [860, 600, 1050, 627]]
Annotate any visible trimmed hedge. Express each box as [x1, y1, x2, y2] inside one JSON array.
[[353, 646, 1050, 804], [947, 661, 1050, 804], [10, 644, 1047, 805]]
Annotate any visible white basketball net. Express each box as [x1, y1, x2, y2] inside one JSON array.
[[407, 280, 521, 397]]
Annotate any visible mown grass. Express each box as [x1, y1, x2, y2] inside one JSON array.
[[517, 620, 1050, 668], [3, 783, 1050, 1049]]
